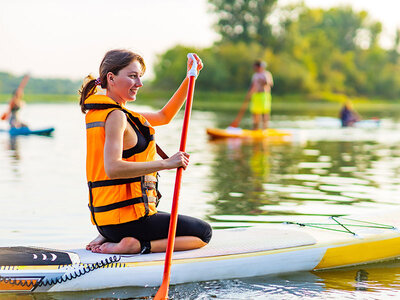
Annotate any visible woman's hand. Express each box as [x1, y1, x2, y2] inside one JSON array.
[[187, 53, 203, 78], [164, 151, 190, 170]]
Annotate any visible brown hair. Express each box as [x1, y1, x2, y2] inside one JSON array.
[[79, 49, 146, 113], [253, 60, 266, 68]]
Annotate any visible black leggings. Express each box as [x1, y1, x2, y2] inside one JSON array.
[[99, 212, 212, 244]]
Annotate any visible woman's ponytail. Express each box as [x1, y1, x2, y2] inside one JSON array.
[[79, 75, 97, 114]]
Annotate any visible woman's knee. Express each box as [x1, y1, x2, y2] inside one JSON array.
[[177, 215, 213, 244], [199, 221, 213, 244], [120, 237, 141, 252]]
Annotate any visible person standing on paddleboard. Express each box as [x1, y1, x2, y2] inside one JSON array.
[[79, 49, 212, 254], [248, 61, 273, 130], [1, 74, 29, 128]]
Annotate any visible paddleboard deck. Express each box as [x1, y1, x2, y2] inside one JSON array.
[[1, 209, 400, 293], [206, 127, 292, 140]]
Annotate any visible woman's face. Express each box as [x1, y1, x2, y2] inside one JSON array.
[[109, 60, 143, 102]]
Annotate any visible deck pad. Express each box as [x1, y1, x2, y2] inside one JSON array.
[[0, 247, 72, 266]]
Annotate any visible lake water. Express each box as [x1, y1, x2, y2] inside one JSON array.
[[1, 102, 400, 299]]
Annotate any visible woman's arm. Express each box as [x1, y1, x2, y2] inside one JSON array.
[[18, 75, 30, 91], [141, 77, 189, 126], [141, 54, 203, 126], [104, 110, 189, 179]]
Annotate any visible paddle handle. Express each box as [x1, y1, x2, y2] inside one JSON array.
[[154, 54, 197, 300], [187, 53, 198, 79]]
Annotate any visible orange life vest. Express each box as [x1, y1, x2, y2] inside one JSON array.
[[84, 95, 159, 226]]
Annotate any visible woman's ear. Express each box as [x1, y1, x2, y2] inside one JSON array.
[[107, 72, 114, 86]]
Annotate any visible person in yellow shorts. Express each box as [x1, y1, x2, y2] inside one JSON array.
[[247, 61, 274, 130]]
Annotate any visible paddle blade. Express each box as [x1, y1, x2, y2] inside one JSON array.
[[229, 119, 240, 128], [1, 112, 9, 121], [154, 282, 169, 300]]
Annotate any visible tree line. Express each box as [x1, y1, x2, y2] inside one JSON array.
[[0, 72, 81, 95], [1, 1, 399, 101], [152, 1, 400, 100]]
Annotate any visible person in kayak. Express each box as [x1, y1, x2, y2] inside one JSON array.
[[247, 60, 273, 130], [79, 49, 212, 254], [1, 75, 29, 128], [339, 100, 360, 127]]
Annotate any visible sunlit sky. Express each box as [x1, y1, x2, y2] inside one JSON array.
[[1, 0, 399, 80]]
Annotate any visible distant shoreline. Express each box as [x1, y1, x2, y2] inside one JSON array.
[[0, 91, 398, 118]]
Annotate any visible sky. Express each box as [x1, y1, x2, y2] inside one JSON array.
[[0, 0, 399, 80]]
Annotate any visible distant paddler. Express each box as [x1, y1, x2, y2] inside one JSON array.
[[1, 74, 30, 128], [228, 60, 274, 131], [339, 100, 361, 127]]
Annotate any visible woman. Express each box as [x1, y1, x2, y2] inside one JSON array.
[[79, 49, 212, 254]]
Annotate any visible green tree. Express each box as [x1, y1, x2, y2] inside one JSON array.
[[208, 0, 277, 47], [152, 45, 197, 89], [152, 4, 400, 100]]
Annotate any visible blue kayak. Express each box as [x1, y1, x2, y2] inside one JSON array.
[[1, 126, 55, 136]]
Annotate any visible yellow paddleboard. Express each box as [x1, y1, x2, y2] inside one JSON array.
[[206, 127, 292, 140]]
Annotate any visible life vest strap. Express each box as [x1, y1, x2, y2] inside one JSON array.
[[84, 103, 121, 110], [89, 177, 141, 189], [156, 144, 169, 159], [89, 196, 144, 213]]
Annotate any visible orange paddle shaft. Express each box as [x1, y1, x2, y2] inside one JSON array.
[[154, 54, 197, 300]]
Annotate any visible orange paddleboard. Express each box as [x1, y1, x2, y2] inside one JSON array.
[[206, 127, 292, 140]]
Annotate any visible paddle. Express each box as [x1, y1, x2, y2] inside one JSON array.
[[154, 53, 198, 300], [228, 94, 250, 128]]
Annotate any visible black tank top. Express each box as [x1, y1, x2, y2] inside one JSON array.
[[122, 122, 148, 158]]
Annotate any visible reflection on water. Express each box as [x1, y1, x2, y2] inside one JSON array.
[[207, 138, 400, 222], [4, 133, 54, 162], [207, 139, 273, 216], [8, 136, 18, 156], [314, 260, 400, 294], [1, 103, 400, 299]]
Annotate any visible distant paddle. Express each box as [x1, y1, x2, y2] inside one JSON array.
[[154, 53, 198, 300], [229, 94, 251, 128]]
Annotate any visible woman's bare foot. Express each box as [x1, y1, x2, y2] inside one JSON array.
[[91, 237, 141, 254], [86, 234, 107, 251]]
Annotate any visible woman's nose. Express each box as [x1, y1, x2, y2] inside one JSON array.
[[136, 78, 143, 87]]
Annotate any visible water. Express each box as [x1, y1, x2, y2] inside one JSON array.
[[1, 102, 400, 299]]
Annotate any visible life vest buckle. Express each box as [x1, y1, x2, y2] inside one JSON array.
[[143, 175, 161, 206], [143, 175, 157, 189]]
